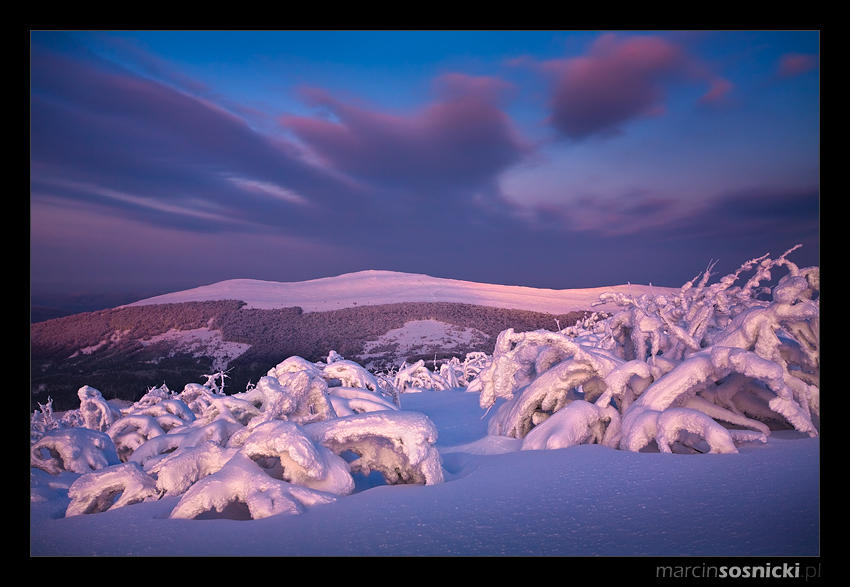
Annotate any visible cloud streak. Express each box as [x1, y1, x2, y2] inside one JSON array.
[[30, 37, 362, 237]]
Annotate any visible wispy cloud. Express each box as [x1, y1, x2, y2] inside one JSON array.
[[223, 175, 310, 206], [30, 36, 363, 237]]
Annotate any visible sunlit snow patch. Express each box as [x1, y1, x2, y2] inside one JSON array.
[[360, 320, 488, 367], [140, 327, 251, 371]]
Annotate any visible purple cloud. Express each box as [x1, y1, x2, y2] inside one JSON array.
[[540, 33, 731, 139], [281, 73, 530, 199], [776, 53, 818, 78], [30, 38, 363, 236]]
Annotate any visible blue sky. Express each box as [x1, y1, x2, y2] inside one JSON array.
[[30, 31, 819, 296]]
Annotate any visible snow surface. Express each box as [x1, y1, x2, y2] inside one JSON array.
[[130, 270, 679, 314], [31, 388, 819, 556]]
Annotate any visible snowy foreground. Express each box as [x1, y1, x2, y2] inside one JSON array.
[[32, 391, 818, 557], [31, 249, 820, 557]]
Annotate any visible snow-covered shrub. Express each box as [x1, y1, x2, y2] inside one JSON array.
[[31, 428, 121, 475], [77, 385, 122, 432], [197, 395, 263, 426], [372, 370, 402, 406], [232, 421, 354, 494], [475, 246, 819, 455], [592, 245, 818, 366], [521, 400, 620, 451], [304, 411, 444, 485], [127, 384, 174, 412], [169, 452, 340, 520], [122, 384, 196, 424], [129, 419, 243, 471], [434, 353, 490, 389], [461, 351, 491, 385], [177, 382, 224, 417], [321, 353, 381, 391], [31, 397, 62, 442], [653, 407, 761, 454], [558, 312, 611, 346], [107, 414, 170, 462], [235, 376, 300, 423], [326, 386, 401, 417], [146, 441, 236, 497], [394, 359, 453, 392], [66, 462, 160, 516], [104, 386, 202, 462], [168, 421, 352, 520], [259, 359, 338, 424], [481, 329, 651, 439], [318, 351, 401, 408], [46, 352, 445, 520]]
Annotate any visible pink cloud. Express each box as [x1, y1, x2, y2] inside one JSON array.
[[540, 33, 728, 139], [699, 77, 734, 104], [776, 53, 818, 78], [281, 74, 529, 195]]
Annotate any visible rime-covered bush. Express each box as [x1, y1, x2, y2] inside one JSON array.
[[168, 421, 354, 519], [31, 397, 63, 442], [66, 462, 160, 516], [31, 427, 121, 475], [168, 451, 340, 520], [304, 411, 444, 485], [34, 352, 443, 520], [76, 385, 122, 432], [475, 246, 819, 454], [394, 359, 454, 392], [319, 351, 401, 407], [433, 352, 490, 390]]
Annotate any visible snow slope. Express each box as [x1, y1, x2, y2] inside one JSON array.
[[30, 388, 819, 557], [130, 270, 679, 314]]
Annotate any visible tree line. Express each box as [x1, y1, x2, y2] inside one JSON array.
[[31, 299, 591, 411]]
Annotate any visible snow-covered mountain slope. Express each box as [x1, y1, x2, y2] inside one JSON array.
[[131, 270, 679, 314]]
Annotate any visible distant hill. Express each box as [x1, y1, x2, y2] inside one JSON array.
[[31, 271, 678, 412], [129, 270, 675, 314]]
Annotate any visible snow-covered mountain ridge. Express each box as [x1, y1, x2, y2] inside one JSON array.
[[131, 270, 679, 314]]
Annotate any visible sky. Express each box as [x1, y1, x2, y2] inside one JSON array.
[[30, 31, 819, 297]]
